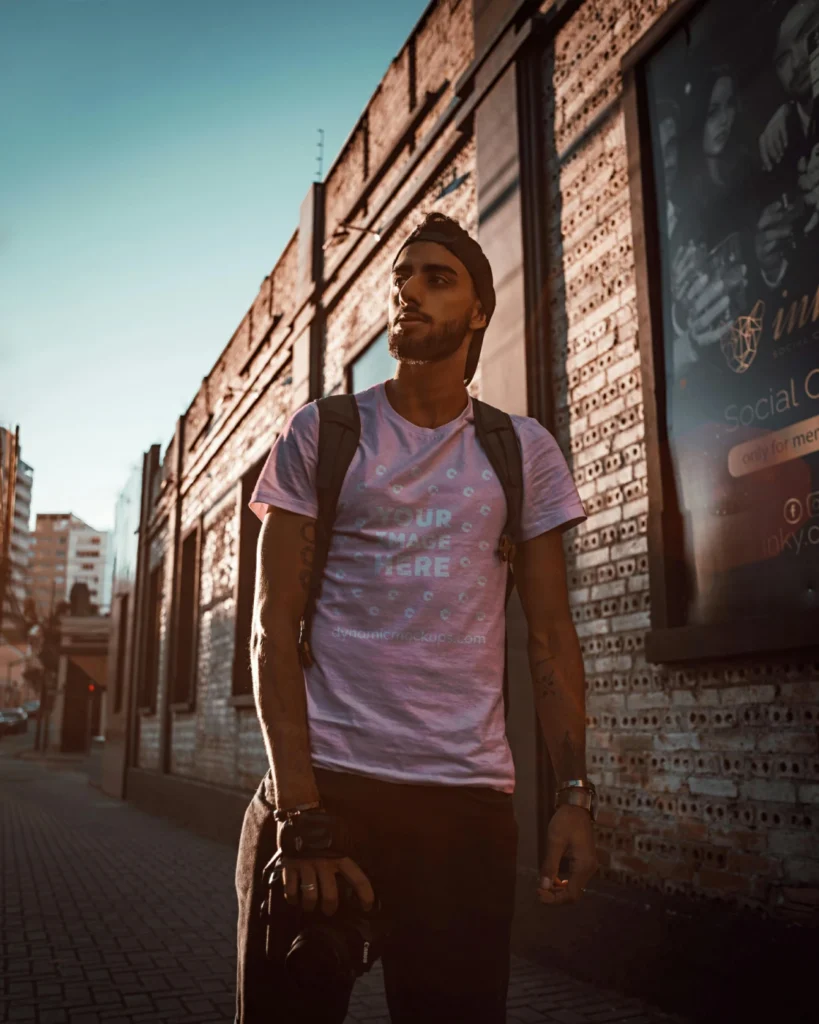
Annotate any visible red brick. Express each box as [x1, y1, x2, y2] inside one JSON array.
[[697, 869, 751, 893]]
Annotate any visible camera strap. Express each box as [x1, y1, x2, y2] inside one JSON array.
[[276, 808, 353, 860]]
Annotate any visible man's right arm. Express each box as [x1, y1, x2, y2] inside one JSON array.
[[251, 505, 376, 916], [251, 506, 320, 811]]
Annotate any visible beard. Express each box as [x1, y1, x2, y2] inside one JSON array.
[[387, 310, 472, 365]]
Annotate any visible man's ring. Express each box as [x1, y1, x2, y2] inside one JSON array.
[[300, 883, 317, 891]]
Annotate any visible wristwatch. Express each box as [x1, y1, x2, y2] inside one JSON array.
[[554, 779, 597, 821]]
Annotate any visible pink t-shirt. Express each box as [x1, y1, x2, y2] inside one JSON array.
[[250, 382, 585, 793]]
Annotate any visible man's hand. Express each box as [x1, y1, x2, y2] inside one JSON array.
[[798, 143, 819, 233], [282, 855, 375, 917], [536, 805, 598, 907], [755, 200, 794, 280], [759, 103, 790, 171], [686, 273, 737, 350]]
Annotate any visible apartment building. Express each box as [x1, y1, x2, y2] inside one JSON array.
[[29, 513, 87, 619], [9, 458, 34, 614], [66, 527, 112, 615]]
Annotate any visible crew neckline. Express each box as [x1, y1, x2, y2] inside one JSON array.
[[377, 381, 473, 437]]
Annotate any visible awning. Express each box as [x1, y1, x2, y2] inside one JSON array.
[[68, 654, 108, 689]]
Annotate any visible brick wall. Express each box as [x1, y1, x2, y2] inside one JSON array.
[[323, 137, 478, 396], [127, 0, 819, 918], [322, 0, 474, 294], [544, 0, 819, 914]]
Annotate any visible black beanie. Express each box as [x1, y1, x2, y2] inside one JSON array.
[[392, 213, 495, 385]]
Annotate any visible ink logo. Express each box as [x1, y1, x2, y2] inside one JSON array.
[[723, 300, 764, 374]]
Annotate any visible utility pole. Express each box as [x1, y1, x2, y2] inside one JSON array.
[[0, 425, 20, 642]]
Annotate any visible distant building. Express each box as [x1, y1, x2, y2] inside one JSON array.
[[66, 527, 112, 614], [29, 513, 112, 619], [10, 458, 34, 614], [0, 427, 31, 633]]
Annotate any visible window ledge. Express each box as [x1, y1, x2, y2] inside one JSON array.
[[170, 700, 195, 715], [229, 693, 255, 709]]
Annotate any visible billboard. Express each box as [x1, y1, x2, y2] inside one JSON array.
[[644, 0, 819, 626]]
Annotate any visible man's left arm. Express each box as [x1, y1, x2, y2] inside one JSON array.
[[513, 526, 599, 906]]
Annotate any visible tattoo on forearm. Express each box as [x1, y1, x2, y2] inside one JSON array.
[[534, 655, 558, 700], [559, 729, 584, 780]]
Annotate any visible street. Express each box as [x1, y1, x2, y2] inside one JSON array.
[[0, 735, 688, 1024]]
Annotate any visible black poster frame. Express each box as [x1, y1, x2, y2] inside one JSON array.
[[622, 0, 819, 662]]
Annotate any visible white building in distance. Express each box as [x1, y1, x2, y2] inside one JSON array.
[[66, 527, 113, 614]]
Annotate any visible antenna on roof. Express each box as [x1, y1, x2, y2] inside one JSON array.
[[316, 129, 325, 183]]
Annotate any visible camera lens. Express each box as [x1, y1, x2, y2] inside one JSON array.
[[285, 930, 347, 989]]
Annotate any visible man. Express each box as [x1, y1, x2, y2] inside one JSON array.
[[235, 213, 597, 1023], [756, 0, 819, 290]]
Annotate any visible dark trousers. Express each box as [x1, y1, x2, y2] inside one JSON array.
[[235, 767, 518, 1023]]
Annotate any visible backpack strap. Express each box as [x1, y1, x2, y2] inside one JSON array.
[[298, 394, 361, 667], [471, 398, 524, 576], [472, 398, 524, 723]]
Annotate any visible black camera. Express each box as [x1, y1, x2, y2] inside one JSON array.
[[262, 850, 387, 990]]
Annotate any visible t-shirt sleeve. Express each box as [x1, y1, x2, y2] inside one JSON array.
[[249, 402, 320, 522], [513, 415, 586, 542]]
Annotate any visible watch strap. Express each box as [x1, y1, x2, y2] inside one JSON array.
[[556, 778, 595, 794], [554, 781, 598, 821], [556, 788, 593, 811]]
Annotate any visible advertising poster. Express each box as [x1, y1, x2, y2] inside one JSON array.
[[645, 0, 819, 625]]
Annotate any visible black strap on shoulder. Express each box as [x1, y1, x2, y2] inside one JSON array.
[[471, 398, 523, 584], [472, 398, 524, 722], [299, 394, 361, 667]]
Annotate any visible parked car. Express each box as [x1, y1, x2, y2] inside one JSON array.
[[0, 708, 29, 736], [22, 700, 40, 716]]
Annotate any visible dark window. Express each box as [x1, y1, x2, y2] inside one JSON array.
[[91, 538, 101, 545], [140, 563, 163, 712], [173, 525, 201, 706], [233, 456, 267, 696], [81, 562, 94, 570], [113, 592, 129, 714], [349, 330, 395, 393]]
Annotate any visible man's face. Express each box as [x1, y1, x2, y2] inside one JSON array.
[[775, 0, 819, 101], [387, 241, 485, 367]]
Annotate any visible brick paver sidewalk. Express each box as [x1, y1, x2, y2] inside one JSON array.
[[0, 749, 689, 1024]]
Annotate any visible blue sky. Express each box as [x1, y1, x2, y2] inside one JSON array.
[[1, 0, 427, 532]]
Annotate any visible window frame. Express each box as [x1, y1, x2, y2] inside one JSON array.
[[345, 323, 392, 394], [113, 591, 129, 714], [170, 518, 203, 711], [139, 560, 163, 713]]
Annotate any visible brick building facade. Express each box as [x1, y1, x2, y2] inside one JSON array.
[[104, 0, 818, 1017]]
